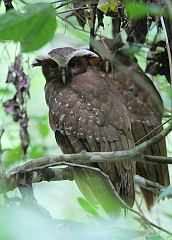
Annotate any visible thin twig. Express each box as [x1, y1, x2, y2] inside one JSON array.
[[56, 14, 90, 34], [135, 117, 172, 145], [135, 199, 156, 233], [160, 16, 172, 115], [129, 205, 172, 235], [0, 129, 4, 174], [55, 0, 72, 9], [57, 6, 89, 14]]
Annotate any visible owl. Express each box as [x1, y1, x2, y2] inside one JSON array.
[[33, 47, 136, 213], [93, 39, 170, 209]]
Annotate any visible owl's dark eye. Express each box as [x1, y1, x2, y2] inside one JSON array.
[[49, 61, 58, 69], [69, 58, 78, 67]]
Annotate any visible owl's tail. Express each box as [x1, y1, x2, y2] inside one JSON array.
[[134, 122, 170, 210]]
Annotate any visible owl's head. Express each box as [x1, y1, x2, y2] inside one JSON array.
[[33, 47, 98, 84]]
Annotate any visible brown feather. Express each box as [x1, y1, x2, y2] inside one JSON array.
[[41, 54, 136, 207], [96, 52, 170, 209]]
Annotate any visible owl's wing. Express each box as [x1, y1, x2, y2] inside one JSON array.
[[127, 65, 169, 209], [104, 60, 170, 209], [48, 71, 135, 214]]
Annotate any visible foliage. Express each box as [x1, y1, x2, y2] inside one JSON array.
[[0, 3, 57, 52], [126, 2, 165, 20], [0, 0, 172, 239], [0, 204, 151, 240]]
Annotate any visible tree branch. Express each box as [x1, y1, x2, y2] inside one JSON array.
[[0, 164, 170, 198], [0, 167, 73, 194], [0, 120, 172, 235], [135, 175, 165, 194], [0, 121, 169, 187], [3, 0, 14, 11]]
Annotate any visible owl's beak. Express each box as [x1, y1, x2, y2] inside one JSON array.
[[61, 67, 66, 84]]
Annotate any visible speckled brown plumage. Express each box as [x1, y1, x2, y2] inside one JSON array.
[[93, 45, 170, 209], [34, 47, 136, 209]]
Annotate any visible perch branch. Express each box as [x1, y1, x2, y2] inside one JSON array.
[[0, 121, 172, 235], [2, 120, 171, 178], [1, 165, 168, 196], [0, 121, 171, 194], [135, 175, 165, 194], [0, 167, 73, 194]]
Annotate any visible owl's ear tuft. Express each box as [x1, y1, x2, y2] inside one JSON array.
[[32, 54, 50, 67], [70, 49, 99, 61]]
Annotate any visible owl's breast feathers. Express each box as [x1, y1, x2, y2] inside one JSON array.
[[46, 69, 135, 206]]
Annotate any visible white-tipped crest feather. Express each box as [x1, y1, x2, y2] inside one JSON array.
[[68, 49, 99, 62]]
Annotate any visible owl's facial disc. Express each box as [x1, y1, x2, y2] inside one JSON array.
[[33, 48, 99, 85], [48, 60, 58, 70], [48, 52, 70, 85]]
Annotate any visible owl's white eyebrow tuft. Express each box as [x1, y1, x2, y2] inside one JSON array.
[[69, 49, 99, 60], [35, 54, 51, 61]]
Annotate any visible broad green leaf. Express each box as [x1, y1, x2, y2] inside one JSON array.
[[74, 169, 121, 216], [2, 145, 24, 169], [126, 2, 164, 20], [77, 197, 99, 217], [0, 3, 57, 52]]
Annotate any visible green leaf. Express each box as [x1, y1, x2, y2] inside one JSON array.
[[122, 45, 140, 56], [145, 233, 165, 240], [77, 197, 99, 217], [126, 2, 147, 19], [29, 144, 44, 158], [74, 169, 121, 215], [2, 145, 24, 169], [98, 0, 118, 14], [0, 3, 57, 52], [126, 2, 164, 20], [0, 88, 13, 95], [37, 115, 49, 138]]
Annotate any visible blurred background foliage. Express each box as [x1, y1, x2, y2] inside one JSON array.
[[0, 0, 172, 239]]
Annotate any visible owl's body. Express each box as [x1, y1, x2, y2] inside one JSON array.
[[93, 40, 170, 209], [34, 47, 136, 212], [108, 62, 170, 209]]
